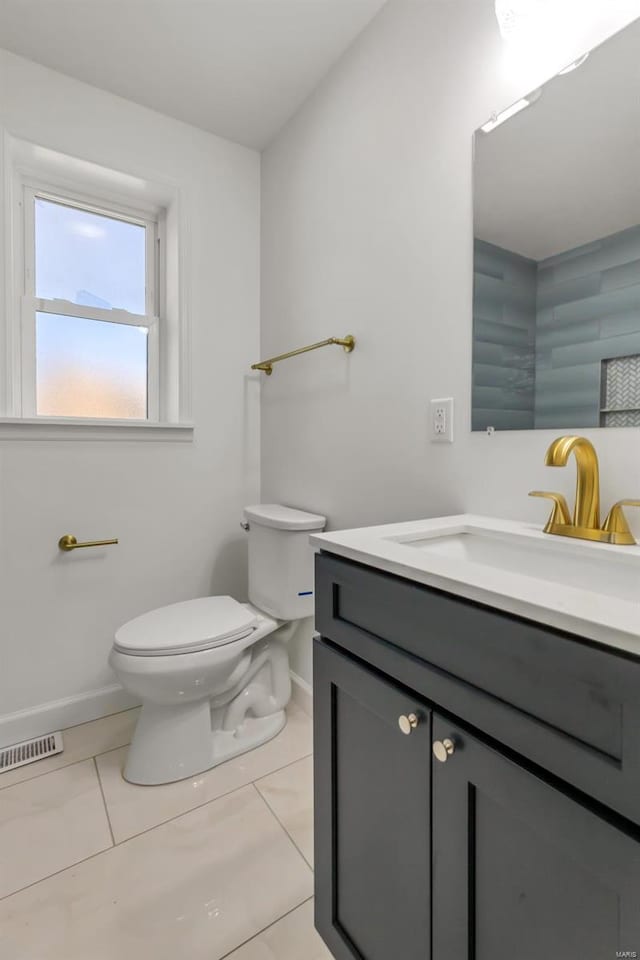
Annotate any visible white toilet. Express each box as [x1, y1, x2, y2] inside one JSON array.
[[109, 504, 325, 785]]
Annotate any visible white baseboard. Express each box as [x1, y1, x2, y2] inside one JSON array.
[[290, 670, 312, 717], [0, 683, 139, 749], [1, 673, 309, 750]]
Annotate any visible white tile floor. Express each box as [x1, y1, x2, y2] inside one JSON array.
[[0, 703, 332, 960]]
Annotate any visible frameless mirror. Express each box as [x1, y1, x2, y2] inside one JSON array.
[[472, 18, 640, 432]]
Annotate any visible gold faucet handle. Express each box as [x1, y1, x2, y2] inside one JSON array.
[[602, 500, 640, 545], [529, 491, 571, 529]]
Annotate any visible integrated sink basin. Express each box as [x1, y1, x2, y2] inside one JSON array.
[[311, 514, 640, 656], [392, 528, 639, 603]]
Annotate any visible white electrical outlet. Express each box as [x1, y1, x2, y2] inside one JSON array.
[[430, 397, 454, 443]]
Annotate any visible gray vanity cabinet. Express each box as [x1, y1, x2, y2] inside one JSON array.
[[432, 713, 640, 960], [313, 639, 431, 960], [314, 552, 640, 960]]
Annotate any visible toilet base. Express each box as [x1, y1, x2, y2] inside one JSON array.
[[119, 625, 294, 786], [123, 702, 287, 785], [212, 709, 286, 766]]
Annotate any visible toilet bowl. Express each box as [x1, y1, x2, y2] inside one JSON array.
[[110, 505, 325, 785]]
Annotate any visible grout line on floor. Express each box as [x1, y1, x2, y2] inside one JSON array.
[[88, 739, 133, 762], [0, 708, 139, 792], [0, 735, 136, 792], [0, 701, 305, 793], [252, 782, 314, 871], [217, 895, 315, 960], [0, 833, 113, 904], [0, 764, 315, 907], [0, 713, 314, 903], [106, 750, 314, 846], [94, 757, 116, 847]]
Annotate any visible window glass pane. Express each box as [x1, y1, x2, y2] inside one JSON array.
[[35, 198, 146, 315], [36, 312, 148, 419]]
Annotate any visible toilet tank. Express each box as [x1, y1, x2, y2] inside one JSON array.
[[243, 504, 326, 620]]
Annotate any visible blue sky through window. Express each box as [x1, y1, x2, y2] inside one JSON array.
[[34, 198, 149, 418], [35, 198, 146, 313]]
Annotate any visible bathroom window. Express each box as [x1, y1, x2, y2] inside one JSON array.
[[0, 135, 191, 437], [23, 191, 159, 420]]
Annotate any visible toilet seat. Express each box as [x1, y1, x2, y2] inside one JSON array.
[[114, 596, 259, 657]]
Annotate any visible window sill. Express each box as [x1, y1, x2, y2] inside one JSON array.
[[0, 417, 194, 441]]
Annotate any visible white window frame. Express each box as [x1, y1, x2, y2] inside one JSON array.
[[0, 130, 193, 440], [19, 184, 160, 421]]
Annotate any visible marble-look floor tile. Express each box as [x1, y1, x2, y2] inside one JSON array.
[[0, 784, 313, 960], [96, 703, 312, 842], [225, 900, 332, 960], [255, 756, 313, 866], [0, 760, 112, 898], [0, 709, 139, 790]]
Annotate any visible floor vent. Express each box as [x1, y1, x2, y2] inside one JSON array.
[[0, 732, 63, 774]]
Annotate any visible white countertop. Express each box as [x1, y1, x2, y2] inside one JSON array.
[[311, 514, 640, 658]]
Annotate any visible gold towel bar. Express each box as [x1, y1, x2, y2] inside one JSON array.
[[251, 334, 355, 375], [58, 534, 119, 552]]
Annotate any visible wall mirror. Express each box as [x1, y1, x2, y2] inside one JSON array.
[[472, 18, 640, 432]]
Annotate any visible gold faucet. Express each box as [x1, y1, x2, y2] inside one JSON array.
[[529, 435, 640, 546]]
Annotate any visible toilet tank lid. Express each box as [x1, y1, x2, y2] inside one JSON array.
[[243, 504, 326, 531]]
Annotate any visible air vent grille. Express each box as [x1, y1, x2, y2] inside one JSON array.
[[0, 732, 63, 774]]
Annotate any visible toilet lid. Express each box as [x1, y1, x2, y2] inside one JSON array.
[[114, 596, 259, 656]]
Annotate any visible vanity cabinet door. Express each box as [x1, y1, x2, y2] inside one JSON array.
[[432, 713, 640, 960], [313, 637, 431, 960]]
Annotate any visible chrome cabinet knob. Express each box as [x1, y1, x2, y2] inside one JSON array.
[[432, 738, 455, 762], [398, 713, 419, 735]]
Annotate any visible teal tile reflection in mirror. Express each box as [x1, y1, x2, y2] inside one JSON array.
[[472, 17, 640, 431], [601, 355, 640, 428]]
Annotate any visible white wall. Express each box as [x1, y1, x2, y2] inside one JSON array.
[[0, 50, 260, 744], [261, 0, 640, 682]]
